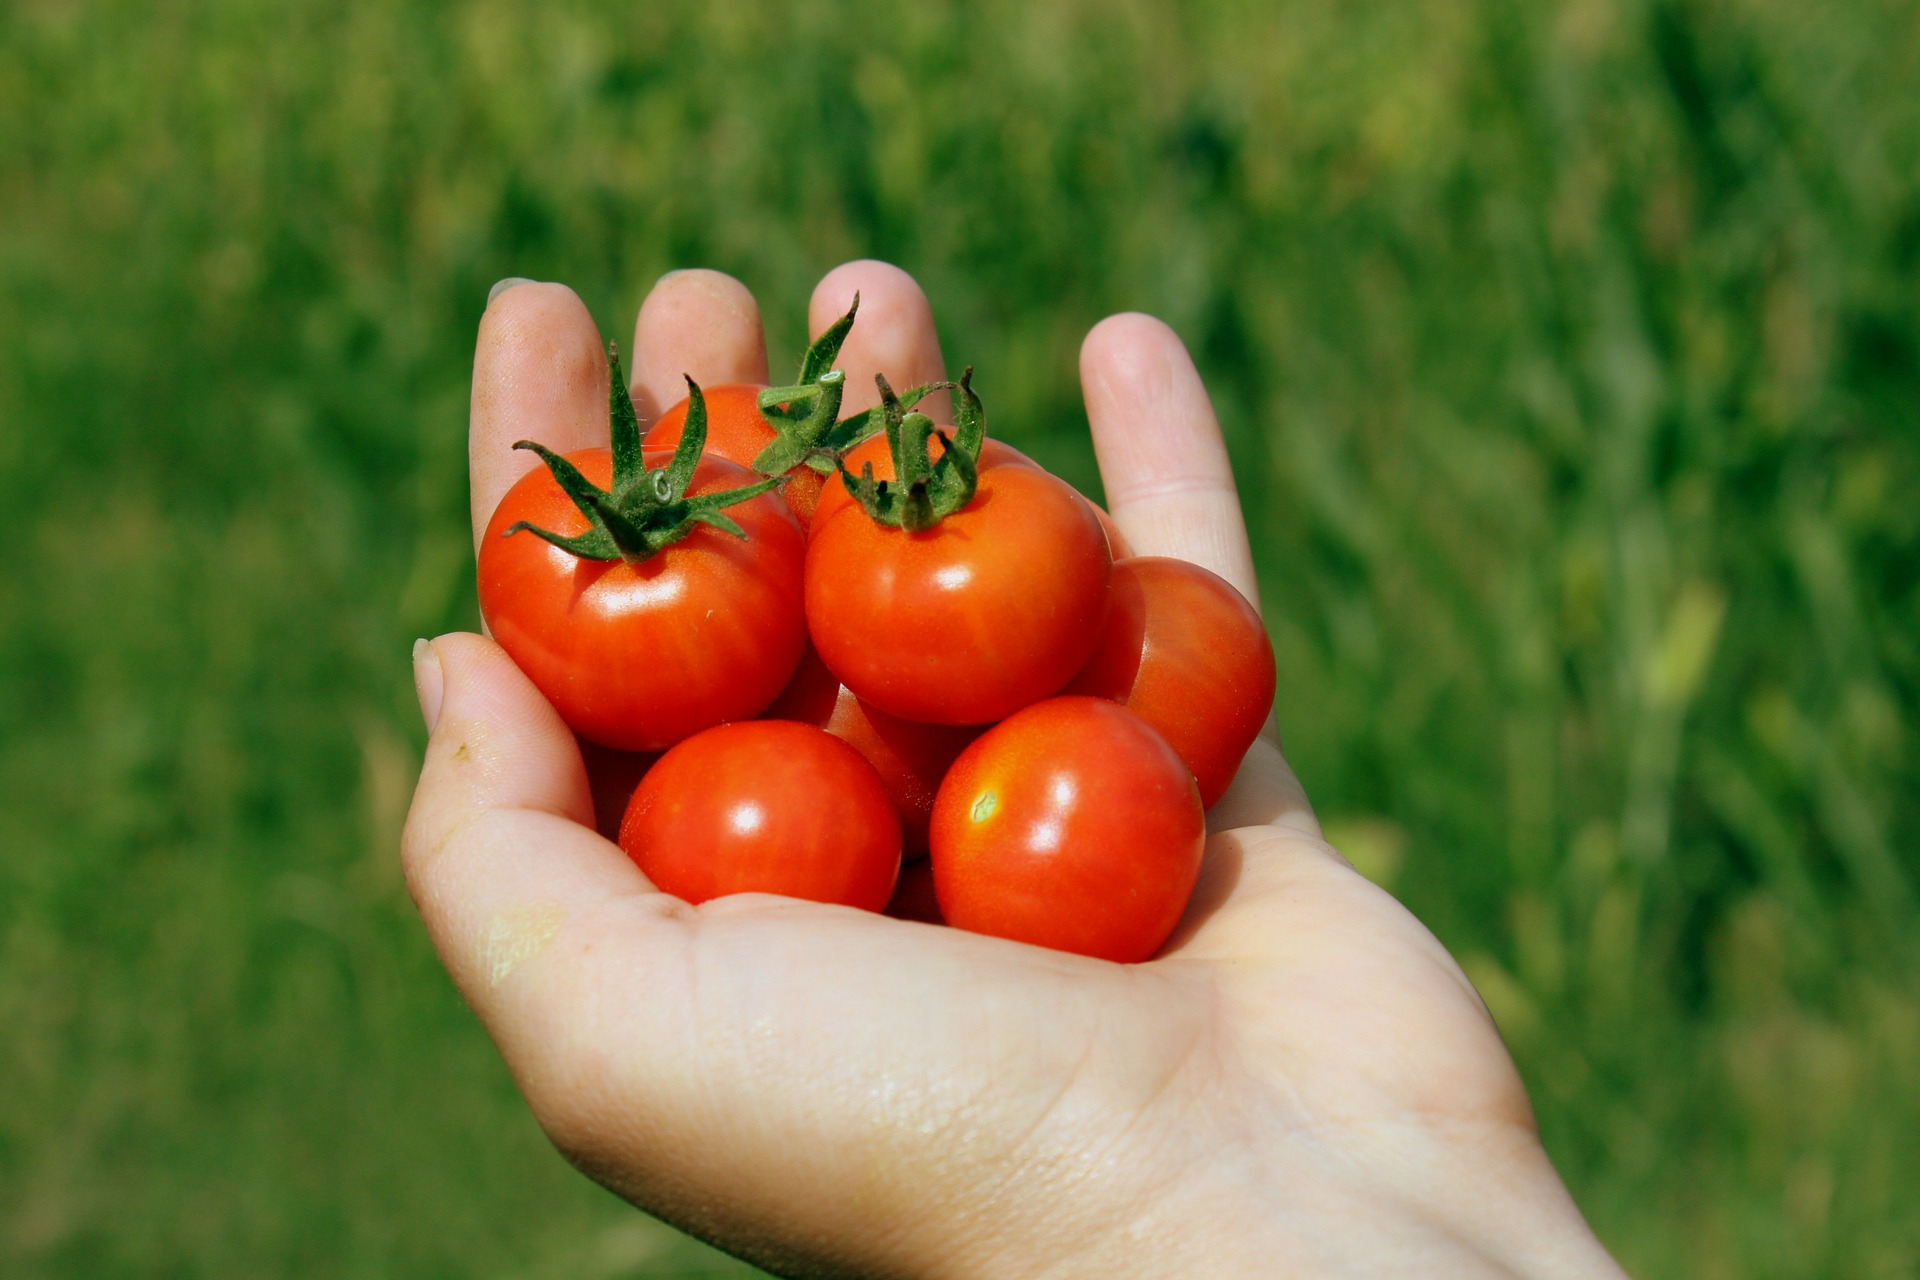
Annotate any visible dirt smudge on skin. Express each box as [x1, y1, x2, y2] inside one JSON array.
[[480, 902, 565, 988]]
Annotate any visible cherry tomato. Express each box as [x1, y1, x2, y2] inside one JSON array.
[[1089, 501, 1134, 560], [1067, 557, 1275, 807], [648, 384, 828, 525], [806, 447, 1111, 725], [764, 646, 981, 856], [479, 448, 806, 751], [806, 431, 1038, 534], [930, 697, 1204, 962], [620, 720, 901, 910]]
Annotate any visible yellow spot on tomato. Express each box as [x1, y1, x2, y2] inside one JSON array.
[[970, 790, 997, 823]]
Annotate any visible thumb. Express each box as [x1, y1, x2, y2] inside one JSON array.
[[401, 632, 667, 1015]]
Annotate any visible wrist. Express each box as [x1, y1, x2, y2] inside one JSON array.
[[955, 1120, 1623, 1280]]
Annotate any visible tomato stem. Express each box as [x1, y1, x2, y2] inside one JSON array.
[[836, 367, 985, 531], [504, 354, 787, 564], [749, 294, 947, 477]]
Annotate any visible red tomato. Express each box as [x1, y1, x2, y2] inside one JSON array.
[[620, 720, 901, 910], [806, 448, 1111, 725], [764, 646, 982, 856], [1067, 557, 1275, 808], [805, 432, 1039, 534], [479, 447, 806, 751], [1089, 501, 1135, 560], [929, 697, 1204, 962], [648, 384, 828, 524]]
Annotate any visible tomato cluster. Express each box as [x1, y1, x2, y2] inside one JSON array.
[[478, 300, 1275, 963]]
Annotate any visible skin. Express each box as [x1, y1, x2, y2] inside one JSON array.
[[930, 696, 1206, 964], [409, 263, 1631, 1279]]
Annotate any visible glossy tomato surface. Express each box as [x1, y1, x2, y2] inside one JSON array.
[[648, 384, 827, 524], [620, 720, 901, 910], [1067, 557, 1275, 807], [764, 646, 981, 856], [479, 447, 806, 752], [929, 697, 1205, 963], [806, 455, 1111, 725], [1089, 501, 1135, 560]]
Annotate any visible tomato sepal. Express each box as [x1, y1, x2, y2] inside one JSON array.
[[834, 368, 987, 532], [503, 349, 787, 564]]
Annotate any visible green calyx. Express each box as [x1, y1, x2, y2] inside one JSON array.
[[749, 293, 947, 478], [504, 344, 785, 563], [837, 367, 986, 532]]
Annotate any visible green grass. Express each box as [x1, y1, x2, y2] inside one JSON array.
[[3, 0, 1917, 1275]]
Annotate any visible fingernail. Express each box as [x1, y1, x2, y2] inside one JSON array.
[[412, 638, 444, 733], [488, 277, 535, 304]]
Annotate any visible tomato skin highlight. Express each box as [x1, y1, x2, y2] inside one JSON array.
[[648, 383, 828, 524], [929, 697, 1205, 963], [1067, 557, 1276, 808], [478, 447, 807, 752], [806, 456, 1112, 726], [764, 646, 982, 857], [620, 720, 902, 910]]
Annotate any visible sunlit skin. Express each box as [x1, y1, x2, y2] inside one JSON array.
[[619, 720, 900, 912], [1067, 555, 1278, 807], [477, 447, 807, 752], [931, 696, 1206, 962], [409, 262, 1630, 1278]]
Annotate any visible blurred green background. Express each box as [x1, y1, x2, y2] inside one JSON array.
[[3, 0, 1916, 1274]]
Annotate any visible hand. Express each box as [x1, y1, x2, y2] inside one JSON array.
[[405, 263, 1628, 1278]]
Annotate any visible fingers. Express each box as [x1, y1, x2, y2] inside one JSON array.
[[402, 633, 665, 1011], [628, 270, 771, 425], [469, 282, 611, 550], [1081, 314, 1315, 835], [809, 261, 953, 423], [1080, 314, 1259, 607]]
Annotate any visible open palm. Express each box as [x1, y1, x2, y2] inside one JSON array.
[[404, 263, 1625, 1278]]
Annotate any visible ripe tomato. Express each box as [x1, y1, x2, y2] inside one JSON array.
[[929, 697, 1204, 963], [620, 720, 901, 910], [647, 384, 832, 524], [1067, 557, 1275, 807], [479, 447, 806, 751], [1089, 501, 1134, 560], [764, 646, 982, 856], [806, 448, 1111, 725]]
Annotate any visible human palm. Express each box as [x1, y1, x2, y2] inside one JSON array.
[[405, 263, 1625, 1278]]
